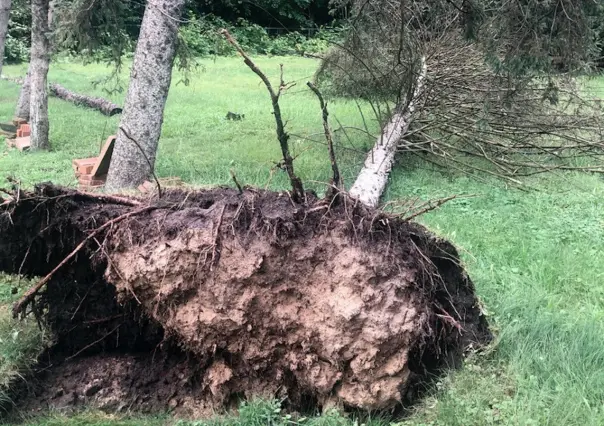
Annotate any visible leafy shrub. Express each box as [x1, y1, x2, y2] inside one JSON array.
[[3, 33, 30, 63], [179, 14, 342, 57], [4, 8, 341, 64], [4, 0, 30, 63]]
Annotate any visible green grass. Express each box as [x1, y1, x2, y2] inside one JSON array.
[[0, 57, 371, 193], [1, 57, 604, 425], [0, 275, 49, 409]]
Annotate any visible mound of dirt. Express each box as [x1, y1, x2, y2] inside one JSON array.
[[0, 184, 490, 418]]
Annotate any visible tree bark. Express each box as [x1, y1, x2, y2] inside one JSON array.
[[49, 83, 122, 116], [106, 0, 186, 191], [349, 59, 427, 208], [0, 0, 11, 77], [29, 0, 51, 150], [14, 70, 30, 121]]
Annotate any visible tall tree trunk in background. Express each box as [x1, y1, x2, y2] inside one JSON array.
[[15, 0, 52, 122], [14, 70, 30, 121], [0, 0, 11, 77], [29, 0, 51, 150], [106, 0, 186, 191]]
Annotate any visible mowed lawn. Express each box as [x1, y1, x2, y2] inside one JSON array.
[[1, 57, 604, 425]]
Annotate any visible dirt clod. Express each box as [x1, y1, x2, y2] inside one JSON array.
[[0, 184, 490, 419]]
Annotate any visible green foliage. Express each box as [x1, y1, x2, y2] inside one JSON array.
[[481, 0, 604, 74], [4, 0, 30, 62], [5, 1, 338, 65], [52, 0, 137, 67], [0, 275, 49, 407], [190, 0, 334, 28], [178, 14, 340, 57]]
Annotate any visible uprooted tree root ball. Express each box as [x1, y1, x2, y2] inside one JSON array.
[[0, 184, 490, 418]]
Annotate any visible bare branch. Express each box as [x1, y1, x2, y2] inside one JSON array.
[[220, 28, 305, 203], [307, 82, 342, 198], [119, 127, 163, 198]]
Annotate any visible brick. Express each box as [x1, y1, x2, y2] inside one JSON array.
[[78, 175, 106, 186], [72, 157, 98, 173], [17, 124, 31, 138], [78, 183, 105, 191], [91, 136, 116, 177], [76, 164, 95, 176], [14, 136, 31, 151]]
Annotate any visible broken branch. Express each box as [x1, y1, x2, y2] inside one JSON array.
[[307, 82, 342, 198], [119, 127, 162, 199], [401, 195, 458, 221], [220, 28, 305, 203]]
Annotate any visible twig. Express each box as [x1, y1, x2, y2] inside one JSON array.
[[307, 82, 342, 198], [211, 203, 227, 268], [94, 236, 141, 305], [401, 194, 458, 221], [220, 28, 305, 203], [12, 205, 156, 318], [65, 324, 121, 361], [83, 314, 125, 325], [119, 127, 163, 199], [229, 168, 243, 194], [73, 191, 141, 207]]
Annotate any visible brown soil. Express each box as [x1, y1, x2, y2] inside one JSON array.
[[0, 184, 490, 420]]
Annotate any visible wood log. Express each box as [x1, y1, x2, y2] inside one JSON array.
[[49, 83, 122, 116], [0, 74, 24, 85], [1, 76, 123, 117], [349, 58, 427, 208]]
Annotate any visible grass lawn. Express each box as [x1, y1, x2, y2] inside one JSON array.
[[1, 56, 604, 425]]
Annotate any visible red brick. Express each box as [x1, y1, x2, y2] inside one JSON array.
[[14, 137, 30, 151], [78, 175, 106, 186], [72, 157, 98, 173]]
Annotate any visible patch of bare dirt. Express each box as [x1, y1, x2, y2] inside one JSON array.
[[0, 184, 490, 420]]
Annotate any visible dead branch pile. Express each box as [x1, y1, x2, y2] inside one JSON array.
[[317, 0, 604, 186], [0, 184, 490, 416], [411, 35, 604, 181]]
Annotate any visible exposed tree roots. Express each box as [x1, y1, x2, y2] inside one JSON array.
[[0, 184, 490, 419]]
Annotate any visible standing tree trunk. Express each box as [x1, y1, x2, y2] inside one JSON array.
[[29, 0, 51, 150], [0, 0, 11, 77], [14, 70, 30, 121], [349, 59, 427, 208], [15, 0, 52, 123], [106, 0, 186, 191]]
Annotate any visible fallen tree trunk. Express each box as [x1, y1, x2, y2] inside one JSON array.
[[0, 184, 489, 416], [0, 74, 23, 85], [49, 83, 122, 116], [0, 75, 122, 117], [349, 59, 427, 208]]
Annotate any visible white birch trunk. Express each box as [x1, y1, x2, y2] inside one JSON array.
[[0, 0, 11, 77], [349, 59, 427, 208], [106, 0, 186, 191], [29, 0, 51, 150]]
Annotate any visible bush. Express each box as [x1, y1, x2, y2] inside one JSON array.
[[4, 8, 341, 64], [3, 33, 30, 63], [4, 0, 30, 63], [179, 14, 342, 57]]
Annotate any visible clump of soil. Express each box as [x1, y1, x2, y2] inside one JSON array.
[[0, 184, 490, 419]]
